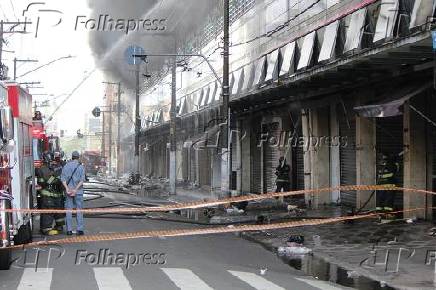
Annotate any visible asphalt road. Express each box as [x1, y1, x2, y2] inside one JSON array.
[[0, 185, 353, 290]]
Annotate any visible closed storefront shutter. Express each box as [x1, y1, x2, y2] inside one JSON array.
[[376, 116, 404, 209], [231, 134, 240, 191], [251, 126, 262, 193], [295, 142, 305, 190], [339, 107, 357, 207], [263, 122, 281, 193], [190, 147, 197, 185]]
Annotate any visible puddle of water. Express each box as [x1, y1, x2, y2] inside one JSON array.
[[280, 254, 396, 290]]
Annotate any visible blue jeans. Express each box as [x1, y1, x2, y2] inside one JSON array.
[[65, 194, 84, 232]]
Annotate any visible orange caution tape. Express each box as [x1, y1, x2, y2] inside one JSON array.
[[2, 207, 428, 251], [0, 184, 414, 214]]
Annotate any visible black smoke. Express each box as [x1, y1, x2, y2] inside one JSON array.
[[87, 0, 217, 93]]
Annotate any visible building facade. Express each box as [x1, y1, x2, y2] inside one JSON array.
[[133, 0, 436, 219]]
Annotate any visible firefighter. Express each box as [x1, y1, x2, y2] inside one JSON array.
[[376, 153, 400, 212], [275, 156, 290, 193], [36, 152, 65, 235]]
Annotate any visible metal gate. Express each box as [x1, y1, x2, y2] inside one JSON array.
[[251, 126, 262, 194], [376, 116, 403, 209], [338, 105, 357, 207], [262, 122, 281, 193]]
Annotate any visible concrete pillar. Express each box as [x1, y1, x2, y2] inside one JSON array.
[[356, 115, 376, 210], [302, 109, 312, 205], [302, 107, 331, 208], [403, 100, 427, 219], [330, 104, 340, 203], [311, 107, 331, 207]]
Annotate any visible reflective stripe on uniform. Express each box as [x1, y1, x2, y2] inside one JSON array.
[[40, 190, 63, 198]]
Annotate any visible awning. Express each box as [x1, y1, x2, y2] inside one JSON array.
[[197, 89, 204, 109], [208, 82, 217, 104], [232, 68, 244, 96], [214, 79, 222, 102], [279, 41, 296, 76], [242, 63, 255, 92], [344, 8, 366, 52], [186, 94, 194, 113], [193, 91, 201, 111], [201, 86, 210, 107], [410, 0, 436, 29], [265, 49, 279, 82], [297, 31, 316, 70], [252, 56, 266, 88], [353, 83, 432, 117], [373, 0, 399, 43], [179, 97, 187, 115], [318, 20, 339, 63]]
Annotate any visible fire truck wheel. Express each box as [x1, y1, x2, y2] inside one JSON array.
[[0, 248, 11, 270], [14, 218, 33, 245]]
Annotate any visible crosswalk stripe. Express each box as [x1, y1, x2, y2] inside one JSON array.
[[17, 268, 53, 290], [228, 270, 285, 290], [161, 268, 213, 290], [93, 267, 132, 290], [295, 277, 345, 290]]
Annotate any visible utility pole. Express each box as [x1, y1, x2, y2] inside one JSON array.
[[135, 62, 140, 174], [0, 20, 33, 80], [117, 82, 121, 179], [108, 96, 113, 176], [221, 0, 231, 197], [169, 55, 177, 195], [102, 111, 106, 163]]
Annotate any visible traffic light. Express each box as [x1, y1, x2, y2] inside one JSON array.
[[92, 107, 101, 117]]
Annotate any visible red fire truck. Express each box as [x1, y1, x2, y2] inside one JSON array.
[[82, 150, 105, 176], [0, 83, 35, 270]]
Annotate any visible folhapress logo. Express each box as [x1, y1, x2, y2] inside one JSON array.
[[75, 249, 167, 269], [75, 15, 167, 35]]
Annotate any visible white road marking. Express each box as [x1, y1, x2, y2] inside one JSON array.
[[17, 268, 53, 290], [161, 268, 213, 290], [93, 267, 132, 290], [295, 277, 346, 290], [228, 270, 285, 290]]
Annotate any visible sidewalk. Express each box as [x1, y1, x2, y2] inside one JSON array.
[[242, 217, 436, 290]]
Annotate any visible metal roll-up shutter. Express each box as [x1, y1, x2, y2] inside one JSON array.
[[376, 115, 403, 209], [231, 134, 240, 191], [190, 146, 197, 185], [251, 126, 262, 193], [263, 122, 281, 193], [182, 146, 189, 181], [295, 142, 305, 190], [339, 107, 357, 207]]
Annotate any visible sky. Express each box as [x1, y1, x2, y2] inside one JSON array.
[[1, 0, 106, 136]]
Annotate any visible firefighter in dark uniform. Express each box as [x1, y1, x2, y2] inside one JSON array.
[[275, 156, 290, 193], [36, 152, 65, 235], [376, 153, 400, 212]]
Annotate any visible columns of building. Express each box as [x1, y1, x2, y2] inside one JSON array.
[[302, 107, 331, 208], [403, 98, 427, 219]]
